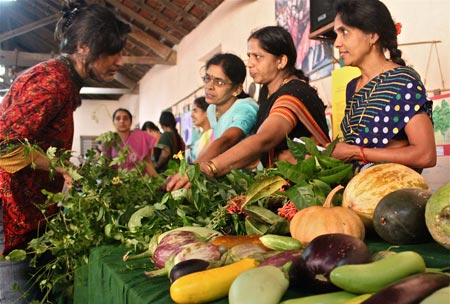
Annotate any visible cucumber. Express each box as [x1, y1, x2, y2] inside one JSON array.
[[329, 251, 426, 294], [280, 291, 356, 304]]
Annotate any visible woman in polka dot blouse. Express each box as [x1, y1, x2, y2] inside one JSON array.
[[330, 0, 436, 172]]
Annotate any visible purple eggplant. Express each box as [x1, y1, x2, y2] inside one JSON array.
[[221, 243, 268, 264], [260, 249, 304, 286], [362, 272, 450, 304], [169, 259, 210, 283], [173, 242, 222, 264], [152, 230, 197, 269], [298, 233, 371, 293], [146, 241, 222, 278]]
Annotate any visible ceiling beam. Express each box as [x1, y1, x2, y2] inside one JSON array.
[[139, 1, 189, 36], [80, 87, 131, 95], [129, 26, 176, 60], [105, 0, 180, 45], [2, 5, 58, 52], [0, 50, 176, 67], [123, 54, 176, 65], [0, 13, 59, 43], [157, 0, 202, 25]]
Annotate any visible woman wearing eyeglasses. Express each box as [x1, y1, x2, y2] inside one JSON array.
[[166, 26, 329, 190], [194, 53, 259, 163], [164, 53, 257, 186]]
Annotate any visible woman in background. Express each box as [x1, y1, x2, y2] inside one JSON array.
[[102, 108, 157, 176], [331, 0, 436, 171], [142, 121, 162, 163], [190, 96, 213, 162], [142, 121, 161, 144], [154, 111, 185, 173]]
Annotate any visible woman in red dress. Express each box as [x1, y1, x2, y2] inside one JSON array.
[[0, 1, 131, 302]]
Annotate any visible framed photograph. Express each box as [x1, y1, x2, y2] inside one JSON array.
[[275, 0, 334, 80]]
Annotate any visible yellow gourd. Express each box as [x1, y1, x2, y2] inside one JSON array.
[[342, 163, 429, 227], [170, 258, 259, 304], [290, 185, 365, 247]]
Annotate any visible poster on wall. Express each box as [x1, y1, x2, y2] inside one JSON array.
[[180, 111, 193, 146], [275, 0, 334, 80], [420, 93, 450, 192]]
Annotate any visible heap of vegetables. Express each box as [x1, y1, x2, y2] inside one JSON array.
[[137, 227, 449, 304], [2, 134, 449, 303]]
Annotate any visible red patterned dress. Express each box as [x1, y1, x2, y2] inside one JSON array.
[[0, 57, 82, 254]]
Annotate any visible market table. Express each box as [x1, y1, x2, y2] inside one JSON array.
[[73, 238, 450, 304]]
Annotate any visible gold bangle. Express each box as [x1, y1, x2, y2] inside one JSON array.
[[200, 161, 214, 176], [207, 160, 218, 176]]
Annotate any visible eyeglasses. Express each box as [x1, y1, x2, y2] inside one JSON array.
[[201, 75, 233, 87]]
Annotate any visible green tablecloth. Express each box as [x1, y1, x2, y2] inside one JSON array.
[[74, 239, 450, 304]]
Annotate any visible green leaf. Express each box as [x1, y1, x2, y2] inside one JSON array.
[[128, 206, 155, 232], [287, 137, 308, 160], [286, 184, 322, 210], [243, 205, 281, 225], [299, 136, 322, 157], [275, 161, 307, 184], [242, 175, 287, 208], [244, 217, 269, 235], [5, 249, 27, 262], [323, 137, 340, 156]]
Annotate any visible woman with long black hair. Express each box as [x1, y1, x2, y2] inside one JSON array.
[[0, 1, 131, 301]]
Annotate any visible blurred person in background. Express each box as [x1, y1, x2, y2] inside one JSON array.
[[190, 96, 213, 162], [154, 111, 185, 173], [101, 108, 158, 177]]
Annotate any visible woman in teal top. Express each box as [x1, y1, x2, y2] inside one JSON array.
[[195, 53, 258, 163], [166, 53, 258, 187]]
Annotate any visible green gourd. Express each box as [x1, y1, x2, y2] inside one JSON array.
[[372, 188, 432, 244], [425, 182, 450, 249]]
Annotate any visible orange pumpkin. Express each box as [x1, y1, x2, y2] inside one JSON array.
[[290, 185, 365, 247]]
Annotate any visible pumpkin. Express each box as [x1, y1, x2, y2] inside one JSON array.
[[342, 163, 429, 228], [425, 182, 450, 249], [290, 185, 365, 247]]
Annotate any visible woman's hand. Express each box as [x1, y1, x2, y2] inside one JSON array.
[[329, 142, 359, 163], [62, 171, 73, 189], [165, 172, 191, 191], [165, 161, 217, 191]]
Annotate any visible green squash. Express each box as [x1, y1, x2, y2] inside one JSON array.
[[373, 188, 432, 244], [425, 182, 450, 249]]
